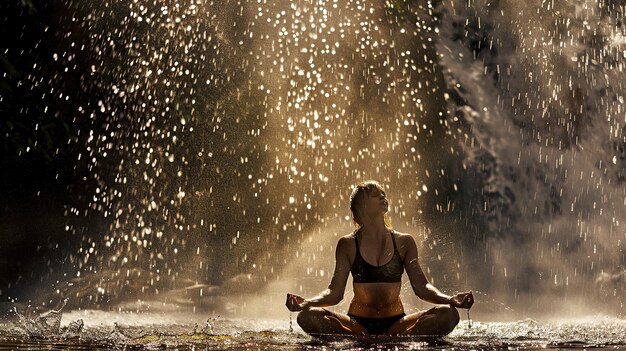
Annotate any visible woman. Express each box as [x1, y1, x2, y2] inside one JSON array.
[[285, 180, 474, 336]]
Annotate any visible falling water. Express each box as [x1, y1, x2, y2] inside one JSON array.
[[437, 0, 626, 316], [1, 0, 625, 349]]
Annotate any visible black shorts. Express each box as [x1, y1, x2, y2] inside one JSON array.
[[347, 313, 406, 334]]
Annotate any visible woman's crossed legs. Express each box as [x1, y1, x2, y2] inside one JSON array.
[[296, 305, 459, 336]]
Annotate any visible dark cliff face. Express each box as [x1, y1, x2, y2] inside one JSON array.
[[436, 0, 626, 313]]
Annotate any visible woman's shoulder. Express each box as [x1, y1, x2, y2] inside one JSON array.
[[336, 232, 357, 256], [338, 231, 357, 244], [391, 230, 413, 239], [391, 230, 418, 246]]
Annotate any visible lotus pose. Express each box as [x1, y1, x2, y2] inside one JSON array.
[[285, 180, 474, 336]]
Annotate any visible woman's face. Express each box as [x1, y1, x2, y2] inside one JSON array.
[[364, 185, 389, 216]]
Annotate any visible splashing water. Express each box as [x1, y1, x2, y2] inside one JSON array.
[[0, 306, 624, 350]]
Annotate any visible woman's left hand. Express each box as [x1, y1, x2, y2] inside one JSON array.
[[286, 293, 309, 312], [450, 291, 474, 309]]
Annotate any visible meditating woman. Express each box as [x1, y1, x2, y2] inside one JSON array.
[[285, 180, 474, 335]]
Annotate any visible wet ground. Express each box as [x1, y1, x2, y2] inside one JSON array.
[[0, 309, 624, 350]]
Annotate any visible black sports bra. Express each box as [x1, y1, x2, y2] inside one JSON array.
[[351, 230, 404, 283]]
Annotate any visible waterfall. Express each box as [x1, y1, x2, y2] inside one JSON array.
[[1, 0, 623, 317]]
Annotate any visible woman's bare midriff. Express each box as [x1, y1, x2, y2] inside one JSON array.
[[347, 282, 404, 317]]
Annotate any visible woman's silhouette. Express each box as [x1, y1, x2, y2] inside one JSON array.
[[286, 180, 474, 335]]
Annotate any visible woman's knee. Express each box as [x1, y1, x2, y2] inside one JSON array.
[[296, 308, 326, 331], [437, 305, 460, 333]]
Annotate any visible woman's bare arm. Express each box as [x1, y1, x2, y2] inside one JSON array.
[[286, 236, 352, 311], [402, 234, 475, 308], [402, 235, 455, 305]]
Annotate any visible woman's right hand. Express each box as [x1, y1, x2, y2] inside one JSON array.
[[450, 290, 474, 309], [286, 293, 308, 312]]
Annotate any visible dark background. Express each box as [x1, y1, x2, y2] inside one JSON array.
[[0, 0, 99, 301]]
